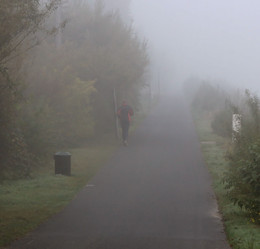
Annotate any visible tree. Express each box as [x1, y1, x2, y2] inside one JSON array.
[[104, 0, 132, 23], [0, 0, 62, 179], [23, 41, 96, 149], [77, 2, 148, 132], [0, 0, 148, 180], [0, 0, 62, 77], [25, 1, 148, 137]]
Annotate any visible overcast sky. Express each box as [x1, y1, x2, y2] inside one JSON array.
[[131, 0, 260, 93]]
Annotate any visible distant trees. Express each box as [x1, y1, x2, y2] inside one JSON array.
[[0, 1, 148, 180], [192, 82, 228, 113], [104, 0, 132, 22]]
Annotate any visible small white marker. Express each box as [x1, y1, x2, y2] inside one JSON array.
[[86, 184, 95, 188]]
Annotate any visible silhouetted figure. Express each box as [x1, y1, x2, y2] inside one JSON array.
[[117, 100, 134, 146]]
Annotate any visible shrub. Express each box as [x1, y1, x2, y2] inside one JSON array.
[[1, 129, 33, 181], [224, 91, 260, 224], [211, 107, 233, 138], [225, 137, 260, 224]]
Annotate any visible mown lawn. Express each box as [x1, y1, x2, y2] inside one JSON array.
[[193, 112, 260, 249]]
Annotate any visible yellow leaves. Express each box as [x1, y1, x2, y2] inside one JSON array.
[[62, 77, 96, 107], [72, 77, 96, 96]]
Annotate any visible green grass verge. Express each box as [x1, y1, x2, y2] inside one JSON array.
[[193, 112, 260, 249], [0, 139, 117, 247]]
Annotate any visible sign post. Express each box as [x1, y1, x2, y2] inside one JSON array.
[[232, 114, 242, 142]]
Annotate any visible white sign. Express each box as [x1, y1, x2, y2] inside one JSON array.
[[232, 114, 242, 133], [232, 114, 242, 142]]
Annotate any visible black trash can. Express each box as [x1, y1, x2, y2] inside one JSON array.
[[54, 152, 71, 176]]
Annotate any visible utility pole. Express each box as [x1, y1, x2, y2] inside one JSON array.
[[113, 87, 120, 139]]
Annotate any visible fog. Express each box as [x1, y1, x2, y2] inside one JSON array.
[[130, 0, 260, 94]]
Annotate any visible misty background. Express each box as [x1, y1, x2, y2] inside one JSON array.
[[130, 0, 260, 93], [1, 1, 259, 246], [2, 0, 260, 179]]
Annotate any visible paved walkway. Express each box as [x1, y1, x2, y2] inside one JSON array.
[[11, 94, 231, 249]]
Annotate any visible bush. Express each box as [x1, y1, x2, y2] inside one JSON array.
[[225, 137, 260, 224], [190, 83, 260, 224], [211, 107, 233, 138], [0, 75, 32, 181], [1, 129, 33, 181], [224, 91, 260, 224]]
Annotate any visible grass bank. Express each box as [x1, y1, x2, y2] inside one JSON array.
[[0, 138, 118, 247], [193, 112, 260, 249]]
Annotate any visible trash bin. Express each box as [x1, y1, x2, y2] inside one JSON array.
[[54, 152, 71, 176]]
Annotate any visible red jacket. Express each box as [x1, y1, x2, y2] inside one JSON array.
[[117, 104, 134, 123]]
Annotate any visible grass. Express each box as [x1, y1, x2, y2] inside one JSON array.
[[0, 106, 149, 248], [0, 139, 118, 247], [193, 112, 260, 249]]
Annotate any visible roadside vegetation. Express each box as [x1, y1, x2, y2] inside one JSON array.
[[0, 0, 149, 247], [0, 0, 148, 181], [183, 78, 260, 249]]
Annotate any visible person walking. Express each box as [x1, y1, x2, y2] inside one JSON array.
[[117, 100, 134, 146]]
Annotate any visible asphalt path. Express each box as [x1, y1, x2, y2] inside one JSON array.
[[10, 94, 231, 249]]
